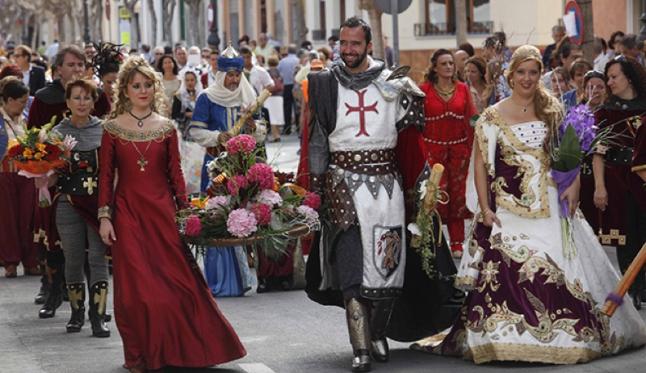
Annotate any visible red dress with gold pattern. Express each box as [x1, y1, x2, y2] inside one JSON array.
[[97, 120, 245, 370], [419, 81, 476, 253]]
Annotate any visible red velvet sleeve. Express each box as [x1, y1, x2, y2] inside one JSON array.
[[97, 131, 116, 219], [166, 130, 188, 209]]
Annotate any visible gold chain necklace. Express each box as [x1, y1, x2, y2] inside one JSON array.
[[130, 141, 153, 171], [435, 83, 456, 99]]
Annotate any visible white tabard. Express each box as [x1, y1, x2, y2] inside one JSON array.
[[328, 82, 407, 294]]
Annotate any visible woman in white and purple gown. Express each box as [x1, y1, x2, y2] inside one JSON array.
[[412, 45, 646, 364]]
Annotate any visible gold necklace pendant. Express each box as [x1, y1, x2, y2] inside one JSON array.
[[136, 157, 148, 171], [131, 141, 153, 172]]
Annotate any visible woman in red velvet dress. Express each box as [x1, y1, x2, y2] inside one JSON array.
[[97, 57, 245, 372], [419, 49, 476, 258]]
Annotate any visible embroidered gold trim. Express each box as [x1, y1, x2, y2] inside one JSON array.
[[474, 110, 497, 177], [98, 206, 111, 220], [454, 275, 477, 290], [467, 343, 601, 364], [103, 120, 174, 142], [477, 108, 550, 218]]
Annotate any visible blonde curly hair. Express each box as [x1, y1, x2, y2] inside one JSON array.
[[109, 56, 168, 119], [506, 45, 563, 155]]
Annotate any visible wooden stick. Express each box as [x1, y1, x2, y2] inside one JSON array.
[[423, 163, 444, 211], [230, 89, 272, 136], [602, 242, 646, 316]]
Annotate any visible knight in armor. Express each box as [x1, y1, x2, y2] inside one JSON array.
[[51, 79, 110, 337], [188, 44, 265, 297], [304, 17, 458, 372]]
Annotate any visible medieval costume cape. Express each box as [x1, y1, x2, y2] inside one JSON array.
[[305, 58, 461, 341]]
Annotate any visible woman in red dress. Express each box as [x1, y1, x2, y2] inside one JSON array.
[[97, 57, 245, 372], [419, 49, 476, 257]]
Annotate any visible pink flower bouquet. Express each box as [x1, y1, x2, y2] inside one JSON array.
[[177, 134, 320, 258]]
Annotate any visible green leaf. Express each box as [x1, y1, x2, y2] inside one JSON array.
[[554, 125, 582, 171]]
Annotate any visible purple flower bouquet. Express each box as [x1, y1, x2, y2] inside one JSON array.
[[551, 104, 598, 258]]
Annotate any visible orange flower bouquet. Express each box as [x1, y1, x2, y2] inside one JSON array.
[[6, 116, 77, 206]]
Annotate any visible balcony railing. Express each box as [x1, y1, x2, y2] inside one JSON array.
[[414, 21, 494, 37]]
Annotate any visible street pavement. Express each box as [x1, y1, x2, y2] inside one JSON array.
[[1, 134, 645, 373]]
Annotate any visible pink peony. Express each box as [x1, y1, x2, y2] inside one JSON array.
[[257, 189, 283, 206], [249, 203, 272, 226], [206, 195, 230, 210], [226, 175, 249, 196], [227, 208, 258, 238], [246, 163, 274, 190], [184, 215, 202, 237], [302, 192, 321, 210], [225, 134, 257, 155]]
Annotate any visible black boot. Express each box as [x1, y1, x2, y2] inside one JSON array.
[[345, 298, 371, 372], [34, 274, 49, 305], [85, 281, 112, 322], [369, 299, 394, 363], [89, 281, 110, 338], [65, 283, 85, 333], [38, 266, 63, 318]]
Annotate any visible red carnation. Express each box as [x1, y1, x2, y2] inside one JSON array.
[[249, 203, 272, 226]]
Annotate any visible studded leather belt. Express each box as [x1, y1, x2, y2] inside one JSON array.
[[330, 149, 396, 175]]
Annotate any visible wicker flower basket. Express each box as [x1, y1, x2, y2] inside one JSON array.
[[183, 223, 312, 247]]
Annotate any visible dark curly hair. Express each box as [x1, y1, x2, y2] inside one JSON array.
[[424, 49, 454, 83], [604, 55, 646, 99]]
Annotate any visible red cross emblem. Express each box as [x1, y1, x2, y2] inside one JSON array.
[[344, 89, 379, 137]]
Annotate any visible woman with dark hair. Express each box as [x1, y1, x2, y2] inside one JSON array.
[[0, 77, 39, 278], [419, 49, 476, 258], [157, 54, 180, 104], [579, 70, 607, 238], [51, 79, 110, 336], [592, 56, 646, 309], [171, 69, 204, 194], [0, 64, 35, 120], [93, 42, 124, 105], [464, 56, 493, 113]]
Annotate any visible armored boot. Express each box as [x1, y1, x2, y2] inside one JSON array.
[[345, 298, 371, 372], [89, 281, 110, 338], [86, 281, 112, 322], [369, 299, 395, 363], [65, 283, 85, 333], [38, 265, 63, 318]]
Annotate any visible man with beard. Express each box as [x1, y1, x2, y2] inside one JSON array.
[[188, 44, 266, 297], [305, 17, 459, 372]]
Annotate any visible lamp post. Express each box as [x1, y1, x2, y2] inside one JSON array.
[[207, 0, 221, 49], [82, 0, 91, 43]]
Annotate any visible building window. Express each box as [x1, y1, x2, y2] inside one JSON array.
[[415, 0, 492, 36]]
